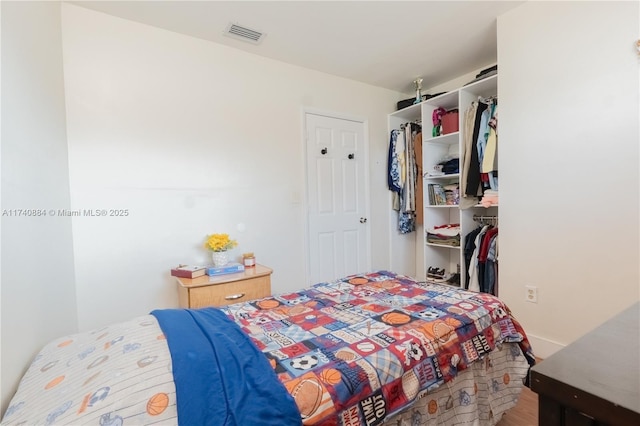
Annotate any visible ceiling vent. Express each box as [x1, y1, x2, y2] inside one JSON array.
[[224, 23, 265, 44]]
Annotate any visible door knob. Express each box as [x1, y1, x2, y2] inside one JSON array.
[[321, 147, 328, 155], [359, 217, 367, 223], [348, 153, 355, 159]]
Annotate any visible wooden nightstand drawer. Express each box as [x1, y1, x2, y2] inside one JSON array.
[[176, 264, 272, 308], [188, 275, 270, 308]]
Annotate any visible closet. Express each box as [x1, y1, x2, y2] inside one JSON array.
[[387, 74, 499, 294]]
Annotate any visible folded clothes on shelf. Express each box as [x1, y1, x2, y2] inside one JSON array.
[[426, 233, 460, 246], [480, 189, 499, 207], [441, 158, 459, 175], [427, 223, 460, 236], [426, 223, 461, 246]]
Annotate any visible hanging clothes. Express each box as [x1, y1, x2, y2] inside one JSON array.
[[398, 126, 413, 233], [460, 102, 480, 209], [414, 131, 423, 225], [485, 233, 499, 295], [477, 226, 498, 294], [464, 101, 488, 198], [464, 97, 499, 203], [482, 107, 498, 173], [387, 123, 421, 234], [387, 130, 402, 193], [388, 129, 402, 213], [463, 226, 483, 289], [478, 100, 497, 194], [475, 104, 491, 173], [467, 225, 490, 292], [482, 106, 499, 191], [465, 224, 499, 295], [402, 124, 415, 214]]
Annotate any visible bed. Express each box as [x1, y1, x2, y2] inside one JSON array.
[[1, 270, 535, 425]]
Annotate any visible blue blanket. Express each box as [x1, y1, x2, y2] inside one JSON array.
[[151, 308, 301, 426]]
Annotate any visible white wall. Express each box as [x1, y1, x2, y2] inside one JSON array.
[[6, 0, 633, 412], [0, 1, 3, 413], [61, 4, 404, 331], [0, 1, 78, 412], [498, 1, 639, 357]]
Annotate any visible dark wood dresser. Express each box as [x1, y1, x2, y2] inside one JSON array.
[[530, 302, 640, 425]]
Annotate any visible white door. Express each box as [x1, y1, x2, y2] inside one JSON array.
[[305, 112, 369, 284]]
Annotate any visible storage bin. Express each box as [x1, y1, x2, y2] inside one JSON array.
[[441, 110, 459, 134]]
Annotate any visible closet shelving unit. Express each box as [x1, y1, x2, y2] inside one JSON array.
[[389, 74, 498, 289], [421, 89, 462, 285]]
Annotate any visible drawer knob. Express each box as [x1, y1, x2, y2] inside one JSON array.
[[225, 293, 245, 301]]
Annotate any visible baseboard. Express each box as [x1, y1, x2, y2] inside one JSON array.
[[527, 333, 565, 359]]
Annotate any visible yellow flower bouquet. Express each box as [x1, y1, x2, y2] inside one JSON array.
[[204, 233, 238, 252]]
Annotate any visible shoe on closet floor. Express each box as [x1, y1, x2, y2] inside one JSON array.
[[427, 267, 446, 278]]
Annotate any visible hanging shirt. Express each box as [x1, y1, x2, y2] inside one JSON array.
[[468, 225, 491, 293], [463, 226, 483, 289], [397, 129, 406, 188], [476, 104, 491, 168], [414, 132, 424, 225], [389, 124, 419, 234], [485, 233, 499, 295], [387, 130, 402, 193], [460, 102, 479, 209], [482, 104, 498, 191], [482, 107, 498, 173], [465, 101, 488, 197], [402, 124, 415, 213]]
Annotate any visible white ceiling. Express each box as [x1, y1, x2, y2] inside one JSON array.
[[70, 1, 525, 94]]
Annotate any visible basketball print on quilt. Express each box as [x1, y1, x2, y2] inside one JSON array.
[[284, 372, 335, 422]]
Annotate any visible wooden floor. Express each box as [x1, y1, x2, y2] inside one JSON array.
[[496, 385, 538, 426], [496, 357, 542, 426]]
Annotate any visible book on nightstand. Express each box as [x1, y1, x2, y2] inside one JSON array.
[[171, 265, 207, 279], [206, 262, 245, 276]]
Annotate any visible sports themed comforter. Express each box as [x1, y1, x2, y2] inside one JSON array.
[[1, 271, 534, 426], [218, 270, 535, 425]]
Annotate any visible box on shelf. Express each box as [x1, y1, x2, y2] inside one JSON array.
[[206, 262, 245, 276], [171, 265, 207, 279], [441, 109, 459, 134]]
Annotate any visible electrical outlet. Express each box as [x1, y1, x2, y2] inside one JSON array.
[[525, 285, 538, 303]]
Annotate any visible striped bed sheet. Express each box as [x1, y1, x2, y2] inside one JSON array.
[[1, 271, 533, 426]]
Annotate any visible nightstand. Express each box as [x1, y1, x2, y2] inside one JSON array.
[[176, 264, 272, 308]]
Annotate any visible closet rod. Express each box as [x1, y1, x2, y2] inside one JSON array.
[[400, 120, 422, 127], [473, 215, 498, 225], [478, 95, 498, 103]]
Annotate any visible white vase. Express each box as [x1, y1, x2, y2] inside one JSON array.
[[211, 251, 229, 267]]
